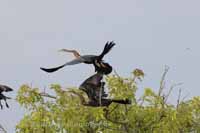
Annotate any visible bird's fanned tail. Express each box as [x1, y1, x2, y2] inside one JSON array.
[[99, 41, 116, 60]]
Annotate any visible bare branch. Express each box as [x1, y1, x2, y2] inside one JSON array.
[[158, 66, 169, 96], [39, 92, 56, 99], [181, 92, 190, 102], [176, 88, 182, 109], [164, 83, 183, 103], [113, 68, 121, 78]]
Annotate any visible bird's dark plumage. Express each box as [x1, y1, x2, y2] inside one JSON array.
[[79, 73, 131, 107], [40, 41, 115, 74], [0, 85, 13, 93], [94, 61, 113, 75], [0, 85, 13, 109], [40, 64, 66, 73], [98, 41, 116, 61]]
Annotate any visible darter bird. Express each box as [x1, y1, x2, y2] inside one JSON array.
[[79, 73, 131, 107], [40, 41, 115, 75], [0, 85, 13, 109]]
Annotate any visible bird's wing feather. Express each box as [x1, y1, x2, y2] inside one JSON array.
[[81, 73, 103, 86], [40, 56, 95, 73], [40, 58, 83, 73], [64, 55, 96, 65], [80, 55, 96, 62], [0, 85, 13, 93], [98, 41, 116, 60], [63, 57, 85, 65], [79, 73, 103, 100]]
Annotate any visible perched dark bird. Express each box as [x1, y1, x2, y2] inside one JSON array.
[[40, 41, 115, 75], [0, 85, 13, 109], [79, 73, 131, 107]]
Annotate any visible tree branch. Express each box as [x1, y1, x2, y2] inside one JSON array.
[[39, 92, 56, 99], [164, 83, 183, 103], [158, 66, 169, 96], [176, 88, 182, 109]]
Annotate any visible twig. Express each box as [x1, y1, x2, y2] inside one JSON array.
[[113, 68, 121, 78], [181, 92, 190, 102], [39, 92, 56, 99], [158, 66, 169, 96], [164, 83, 183, 103], [176, 88, 182, 109], [109, 104, 119, 114]]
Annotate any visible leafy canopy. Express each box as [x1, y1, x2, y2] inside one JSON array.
[[16, 69, 200, 133]]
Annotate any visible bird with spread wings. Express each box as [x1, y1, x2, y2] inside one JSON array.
[[79, 73, 131, 107], [0, 85, 13, 109], [40, 41, 115, 75]]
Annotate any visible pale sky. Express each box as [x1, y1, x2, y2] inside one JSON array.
[[0, 0, 200, 132]]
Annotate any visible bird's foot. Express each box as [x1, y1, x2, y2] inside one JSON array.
[[5, 103, 9, 108]]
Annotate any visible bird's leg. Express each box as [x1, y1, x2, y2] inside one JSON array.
[[5, 102, 9, 108], [4, 99, 9, 108], [100, 82, 108, 97], [96, 82, 107, 98], [3, 97, 9, 108], [99, 83, 102, 106], [0, 100, 3, 109]]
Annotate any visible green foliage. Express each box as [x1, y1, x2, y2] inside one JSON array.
[[16, 69, 200, 133]]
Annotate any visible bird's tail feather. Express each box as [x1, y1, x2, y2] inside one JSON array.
[[99, 41, 116, 60]]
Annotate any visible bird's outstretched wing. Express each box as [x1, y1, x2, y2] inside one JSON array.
[[40, 64, 66, 73], [0, 85, 13, 93], [40, 58, 84, 73], [98, 41, 116, 60], [40, 55, 96, 73]]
